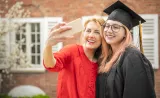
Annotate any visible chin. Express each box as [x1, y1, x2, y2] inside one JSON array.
[[86, 45, 94, 49], [105, 40, 113, 44], [86, 45, 98, 50]]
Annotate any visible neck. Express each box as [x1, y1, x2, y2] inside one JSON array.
[[83, 46, 96, 62], [111, 43, 121, 54]]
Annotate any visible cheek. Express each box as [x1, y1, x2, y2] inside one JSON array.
[[115, 35, 125, 43], [97, 35, 102, 42], [117, 31, 125, 39], [83, 32, 87, 37], [119, 34, 125, 39], [82, 32, 88, 39], [103, 33, 106, 39]]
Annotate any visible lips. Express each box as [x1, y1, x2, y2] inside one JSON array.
[[107, 35, 115, 38], [88, 40, 95, 42], [87, 39, 96, 44], [105, 34, 115, 38]]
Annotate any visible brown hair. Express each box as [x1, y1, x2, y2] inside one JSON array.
[[98, 26, 133, 73]]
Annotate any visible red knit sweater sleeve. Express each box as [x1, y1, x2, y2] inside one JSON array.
[[43, 44, 78, 72]]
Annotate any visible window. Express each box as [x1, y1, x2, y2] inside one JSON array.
[[133, 14, 159, 69], [5, 17, 63, 73]]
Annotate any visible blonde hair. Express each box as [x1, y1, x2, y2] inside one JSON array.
[[80, 16, 105, 43], [98, 26, 133, 73], [80, 16, 105, 59]]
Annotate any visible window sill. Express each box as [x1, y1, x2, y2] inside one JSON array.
[[10, 68, 46, 73]]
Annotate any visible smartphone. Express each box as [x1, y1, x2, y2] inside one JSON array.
[[60, 18, 83, 36]]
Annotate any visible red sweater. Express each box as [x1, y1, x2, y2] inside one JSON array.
[[44, 44, 98, 98]]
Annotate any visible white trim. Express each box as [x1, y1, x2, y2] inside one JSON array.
[[2, 17, 62, 73], [133, 26, 139, 48], [133, 14, 159, 69], [10, 68, 46, 73]]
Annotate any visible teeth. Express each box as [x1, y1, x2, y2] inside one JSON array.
[[88, 40, 95, 42], [107, 36, 114, 38]]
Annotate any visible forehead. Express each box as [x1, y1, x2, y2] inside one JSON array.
[[106, 20, 123, 25], [86, 21, 100, 28]]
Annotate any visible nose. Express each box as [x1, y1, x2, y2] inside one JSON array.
[[107, 26, 112, 32], [88, 32, 95, 38], [104, 26, 112, 34]]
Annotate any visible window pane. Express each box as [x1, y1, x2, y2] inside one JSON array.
[[37, 45, 40, 53], [22, 34, 26, 43], [37, 55, 40, 64], [32, 55, 35, 64], [31, 23, 35, 32], [22, 23, 26, 27], [23, 28, 26, 32], [22, 45, 26, 52], [37, 23, 40, 32], [31, 45, 35, 53], [16, 34, 20, 40], [37, 34, 40, 42], [31, 34, 35, 43]]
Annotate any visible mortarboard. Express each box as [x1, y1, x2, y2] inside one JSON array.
[[103, 0, 146, 30], [103, 0, 145, 53]]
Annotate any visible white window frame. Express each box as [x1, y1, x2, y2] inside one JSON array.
[[133, 14, 159, 69], [4, 17, 63, 73]]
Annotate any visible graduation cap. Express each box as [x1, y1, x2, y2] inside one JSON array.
[[103, 0, 145, 53], [103, 0, 146, 30]]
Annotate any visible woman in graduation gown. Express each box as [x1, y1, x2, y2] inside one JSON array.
[[96, 1, 156, 98]]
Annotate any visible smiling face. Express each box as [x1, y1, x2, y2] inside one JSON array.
[[103, 20, 126, 46], [83, 21, 102, 50]]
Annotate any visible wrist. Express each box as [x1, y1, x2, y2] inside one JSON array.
[[45, 45, 52, 49]]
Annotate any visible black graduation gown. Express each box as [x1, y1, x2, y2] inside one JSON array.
[[96, 47, 156, 98]]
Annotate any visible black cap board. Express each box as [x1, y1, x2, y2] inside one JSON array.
[[103, 1, 146, 30]]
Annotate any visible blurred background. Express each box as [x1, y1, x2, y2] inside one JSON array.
[[0, 0, 160, 97]]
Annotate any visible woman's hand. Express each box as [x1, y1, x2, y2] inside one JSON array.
[[43, 22, 74, 68], [45, 22, 73, 47]]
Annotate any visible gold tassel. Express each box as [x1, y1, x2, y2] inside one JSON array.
[[139, 21, 144, 53]]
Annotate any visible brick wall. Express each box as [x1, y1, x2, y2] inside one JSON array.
[[1, 0, 160, 98]]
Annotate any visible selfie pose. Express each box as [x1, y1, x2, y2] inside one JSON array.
[[96, 1, 156, 98], [43, 17, 105, 98]]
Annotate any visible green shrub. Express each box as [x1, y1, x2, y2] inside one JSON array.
[[0, 94, 11, 98], [0, 94, 50, 98], [32, 94, 49, 98]]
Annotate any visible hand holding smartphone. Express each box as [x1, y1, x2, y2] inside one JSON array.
[[60, 18, 83, 37]]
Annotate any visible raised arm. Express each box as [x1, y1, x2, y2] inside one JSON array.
[[43, 22, 72, 68]]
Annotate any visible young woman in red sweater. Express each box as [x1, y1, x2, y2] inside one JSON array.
[[43, 17, 105, 98]]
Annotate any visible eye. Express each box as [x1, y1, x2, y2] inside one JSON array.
[[86, 29, 91, 33], [104, 24, 110, 29], [94, 31, 100, 34], [112, 24, 120, 29]]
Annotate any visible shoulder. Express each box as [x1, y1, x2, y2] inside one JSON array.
[[60, 44, 81, 52], [63, 44, 79, 49], [125, 46, 141, 55], [59, 44, 82, 56], [119, 47, 144, 68], [119, 46, 153, 71], [122, 46, 142, 60]]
